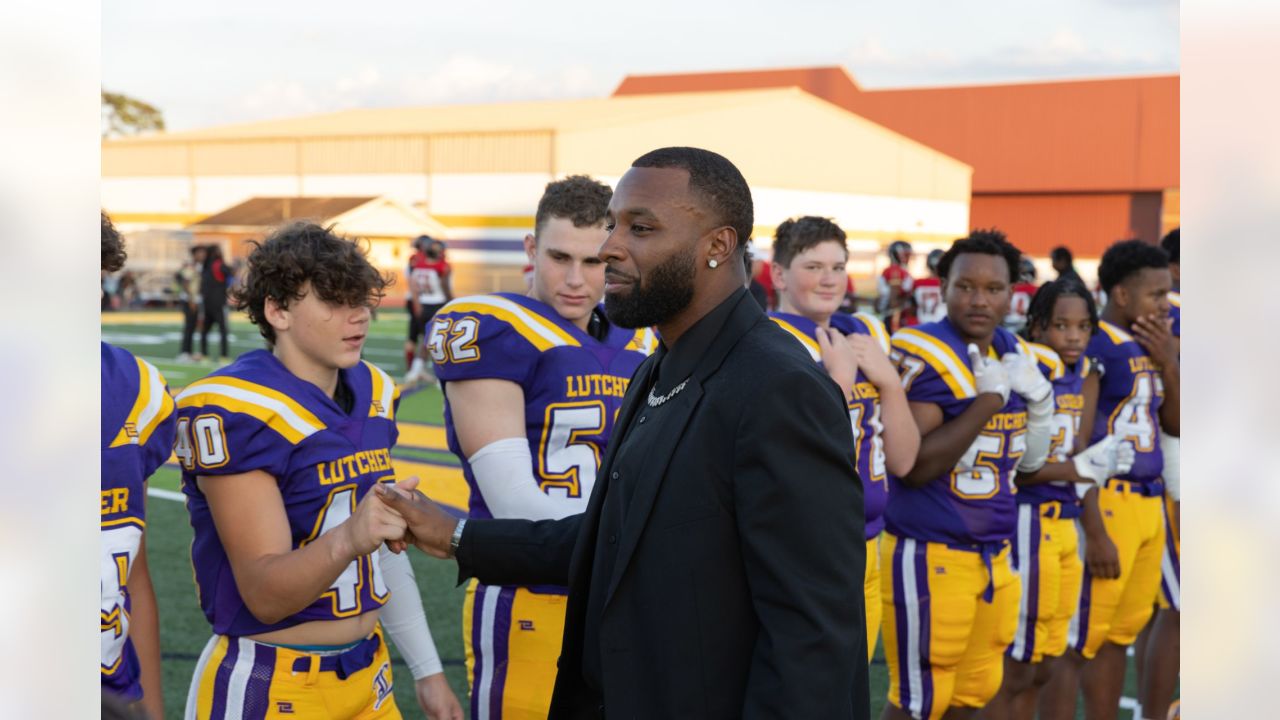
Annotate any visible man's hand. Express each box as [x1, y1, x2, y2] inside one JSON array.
[[1084, 528, 1121, 580], [1131, 313, 1177, 369], [848, 333, 897, 389], [374, 482, 460, 559], [1001, 346, 1053, 404], [816, 327, 857, 401], [967, 343, 1011, 403], [415, 672, 464, 720], [1072, 436, 1136, 485], [338, 478, 411, 557]]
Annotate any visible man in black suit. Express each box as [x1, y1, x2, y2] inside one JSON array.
[[379, 147, 870, 719]]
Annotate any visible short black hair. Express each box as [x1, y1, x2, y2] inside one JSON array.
[[102, 211, 127, 272], [1161, 228, 1179, 264], [1050, 246, 1073, 265], [936, 228, 1022, 284], [631, 146, 753, 253], [233, 222, 391, 345], [1097, 239, 1170, 294], [1026, 278, 1098, 336], [771, 216, 847, 268], [535, 175, 613, 237]]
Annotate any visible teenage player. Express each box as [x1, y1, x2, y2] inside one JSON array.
[[429, 175, 653, 719], [404, 237, 454, 385], [177, 222, 461, 720], [877, 240, 916, 331], [766, 216, 921, 660], [912, 249, 946, 325], [1138, 228, 1180, 720], [880, 229, 1057, 720], [978, 279, 1135, 720], [101, 212, 177, 720], [1049, 239, 1179, 720]]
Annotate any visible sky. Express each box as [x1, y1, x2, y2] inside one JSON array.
[[103, 0, 1179, 132]]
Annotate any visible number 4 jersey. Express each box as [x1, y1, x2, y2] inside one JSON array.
[[101, 342, 177, 701], [430, 293, 654, 519], [176, 350, 402, 636], [887, 319, 1032, 545], [1087, 321, 1165, 485]]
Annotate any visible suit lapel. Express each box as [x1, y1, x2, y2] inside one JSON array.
[[568, 352, 658, 583], [602, 377, 703, 608]]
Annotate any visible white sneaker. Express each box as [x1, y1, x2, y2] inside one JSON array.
[[175, 352, 193, 363]]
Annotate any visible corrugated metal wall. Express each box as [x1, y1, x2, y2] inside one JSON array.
[[103, 131, 555, 177], [970, 192, 1165, 256]]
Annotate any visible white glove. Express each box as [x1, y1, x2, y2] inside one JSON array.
[[1001, 347, 1053, 405], [1072, 435, 1137, 485], [1161, 431, 1180, 501], [967, 343, 1010, 404]]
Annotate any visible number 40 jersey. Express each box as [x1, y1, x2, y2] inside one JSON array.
[[430, 293, 654, 519]]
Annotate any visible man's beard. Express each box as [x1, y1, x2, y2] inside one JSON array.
[[604, 244, 696, 329]]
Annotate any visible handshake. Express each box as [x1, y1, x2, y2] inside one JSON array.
[[339, 478, 461, 561]]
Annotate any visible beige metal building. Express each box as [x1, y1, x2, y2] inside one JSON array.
[[103, 88, 973, 293]]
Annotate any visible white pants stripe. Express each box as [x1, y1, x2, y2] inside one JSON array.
[[185, 635, 219, 720]]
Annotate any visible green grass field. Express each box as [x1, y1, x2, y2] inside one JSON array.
[[104, 309, 1154, 719]]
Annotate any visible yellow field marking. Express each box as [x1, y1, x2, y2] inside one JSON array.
[[392, 458, 470, 510], [101, 312, 185, 324], [397, 423, 449, 450]]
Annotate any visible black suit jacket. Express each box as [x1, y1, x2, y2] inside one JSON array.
[[457, 291, 869, 719]]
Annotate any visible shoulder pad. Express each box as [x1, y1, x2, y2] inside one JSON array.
[[891, 326, 976, 400]]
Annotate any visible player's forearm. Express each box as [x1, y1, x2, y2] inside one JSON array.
[[236, 528, 364, 624], [1015, 458, 1079, 486], [876, 384, 920, 478], [1078, 488, 1107, 539], [900, 395, 1002, 487], [129, 543, 164, 720]]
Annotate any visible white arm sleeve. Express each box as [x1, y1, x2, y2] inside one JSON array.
[[1161, 431, 1181, 501], [470, 437, 586, 520], [1016, 394, 1055, 473], [377, 545, 443, 679]]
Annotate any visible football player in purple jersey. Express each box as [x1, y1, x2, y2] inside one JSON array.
[[427, 176, 652, 719], [766, 215, 920, 662], [177, 223, 461, 719], [880, 229, 1057, 720], [101, 212, 176, 720]]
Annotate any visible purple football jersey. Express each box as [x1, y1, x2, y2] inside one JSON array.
[[1087, 321, 1165, 485], [431, 293, 652, 520], [1169, 292, 1181, 338], [1015, 343, 1089, 512], [177, 351, 402, 636], [769, 311, 893, 540], [885, 319, 1031, 545], [101, 342, 176, 701]]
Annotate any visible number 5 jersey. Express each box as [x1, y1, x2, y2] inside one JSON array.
[[176, 350, 402, 636]]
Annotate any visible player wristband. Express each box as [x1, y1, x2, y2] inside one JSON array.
[[450, 519, 466, 557]]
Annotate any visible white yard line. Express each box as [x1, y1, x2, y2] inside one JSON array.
[[147, 487, 185, 502]]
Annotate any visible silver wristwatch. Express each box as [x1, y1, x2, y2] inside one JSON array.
[[449, 519, 467, 557]]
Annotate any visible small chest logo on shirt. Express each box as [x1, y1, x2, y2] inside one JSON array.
[[276, 701, 294, 714], [122, 421, 138, 440], [934, 567, 946, 575], [518, 619, 535, 631]]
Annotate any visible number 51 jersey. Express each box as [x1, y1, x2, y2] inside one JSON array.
[[430, 293, 654, 519], [176, 350, 402, 636]]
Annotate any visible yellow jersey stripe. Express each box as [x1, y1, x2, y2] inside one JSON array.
[[855, 312, 892, 354], [109, 359, 151, 448], [444, 296, 580, 351], [1168, 291, 1181, 308], [625, 328, 658, 355], [101, 517, 147, 530], [177, 379, 325, 443], [1099, 320, 1134, 345], [364, 361, 396, 420], [892, 328, 977, 397], [1028, 342, 1066, 380], [110, 358, 174, 448], [769, 318, 822, 362]]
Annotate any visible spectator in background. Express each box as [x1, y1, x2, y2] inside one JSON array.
[[1051, 245, 1083, 285], [1162, 227, 1180, 292], [745, 248, 768, 309], [176, 245, 206, 362], [199, 244, 230, 362], [876, 240, 915, 332]]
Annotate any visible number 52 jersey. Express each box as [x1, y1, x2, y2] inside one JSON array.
[[176, 350, 402, 636], [429, 293, 654, 519]]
